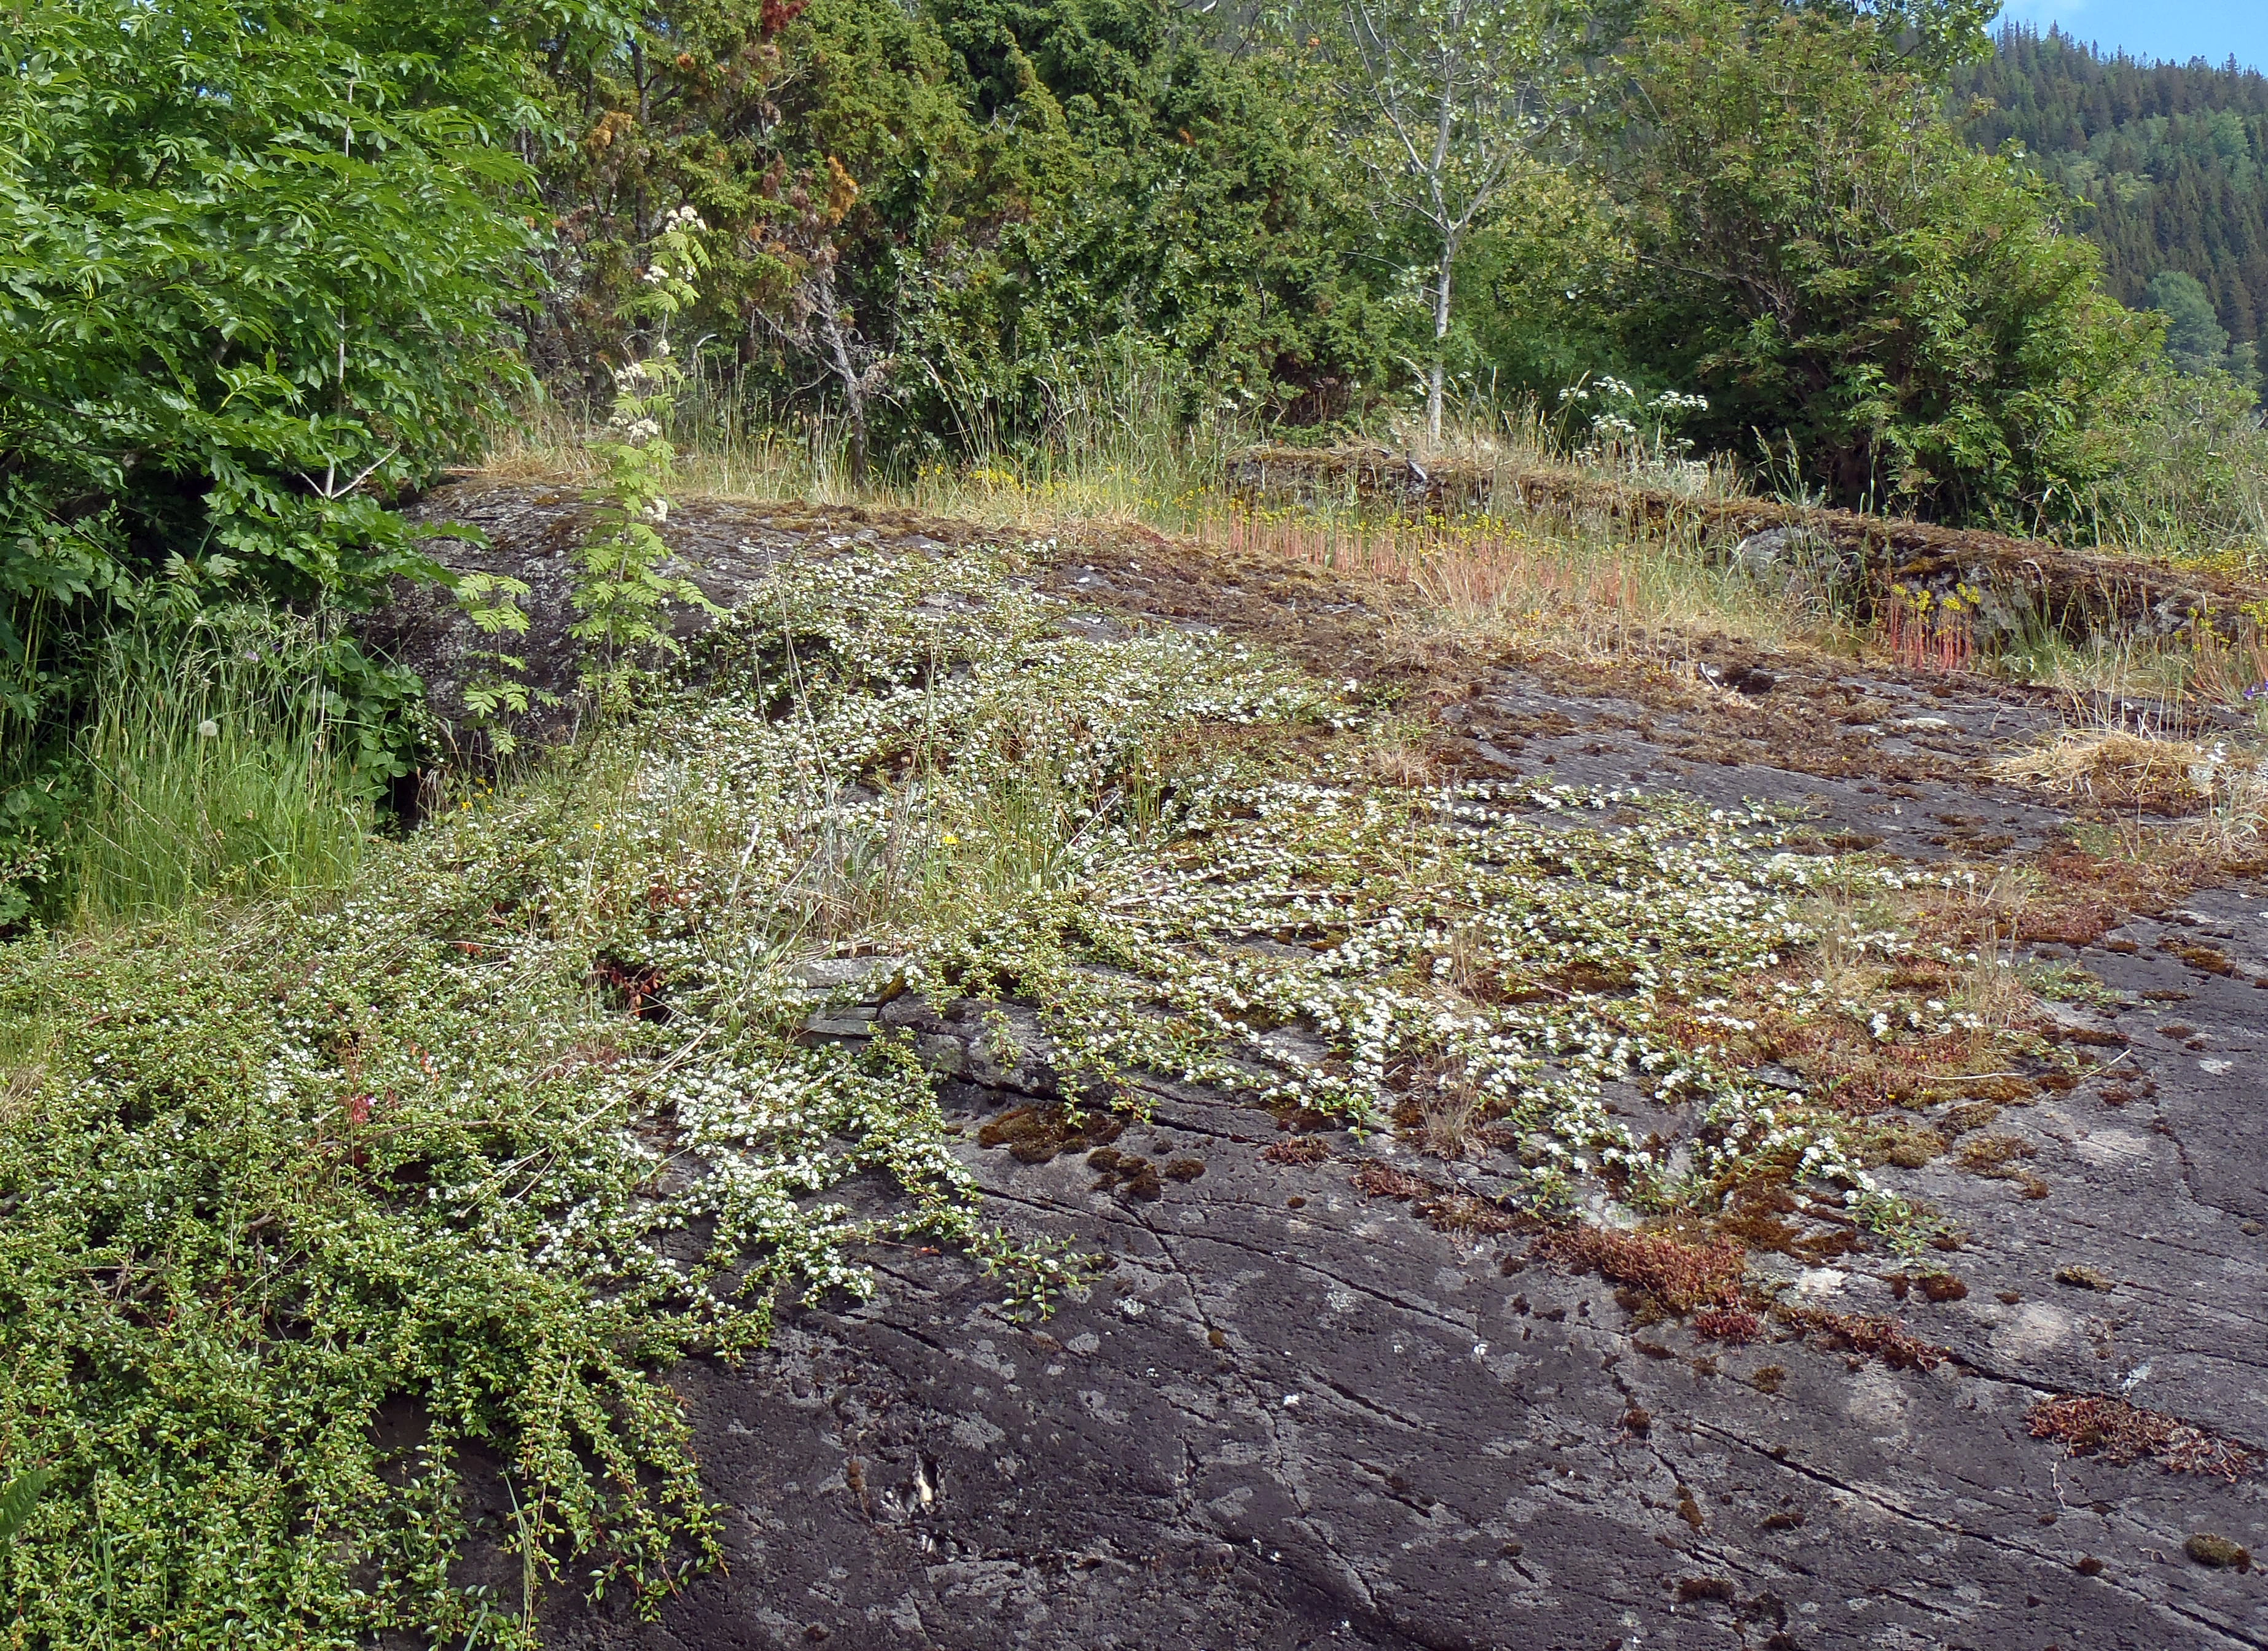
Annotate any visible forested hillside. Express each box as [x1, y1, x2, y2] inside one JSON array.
[[1958, 25, 2268, 358]]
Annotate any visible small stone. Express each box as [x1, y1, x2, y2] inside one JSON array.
[[801, 1015, 878, 1042], [2241, 1220, 2264, 1236], [2054, 1263, 2114, 1290]]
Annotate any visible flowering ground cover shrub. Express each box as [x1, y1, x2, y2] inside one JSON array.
[[0, 533, 2062, 1643], [0, 787, 1020, 1644]]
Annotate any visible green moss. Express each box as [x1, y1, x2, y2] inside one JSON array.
[[2184, 1533, 2251, 1570]]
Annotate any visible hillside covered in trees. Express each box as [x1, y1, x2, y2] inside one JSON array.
[[1958, 25, 2268, 367]]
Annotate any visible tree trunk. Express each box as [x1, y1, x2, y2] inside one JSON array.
[[845, 387, 869, 488], [1426, 246, 1455, 446], [811, 263, 869, 488]]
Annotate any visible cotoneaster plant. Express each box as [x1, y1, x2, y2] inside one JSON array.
[[0, 536, 2029, 1645]]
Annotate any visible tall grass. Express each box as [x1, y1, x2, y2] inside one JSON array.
[[1194, 498, 1839, 657], [484, 349, 1261, 530], [61, 610, 373, 923]]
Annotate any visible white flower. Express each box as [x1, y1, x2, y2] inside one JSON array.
[[197, 719, 219, 738]]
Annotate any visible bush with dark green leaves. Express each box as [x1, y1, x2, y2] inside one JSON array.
[[0, 0, 599, 902], [0, 0, 561, 612], [1600, 0, 2165, 526], [527, 0, 1391, 461]]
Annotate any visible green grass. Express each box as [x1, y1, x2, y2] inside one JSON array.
[[48, 611, 377, 925]]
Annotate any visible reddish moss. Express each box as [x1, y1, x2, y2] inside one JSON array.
[[1535, 1225, 1748, 1313], [2028, 1395, 2255, 1482], [1348, 1157, 1525, 1235], [1693, 1305, 1763, 1344], [2159, 937, 2236, 976], [1774, 1306, 1947, 1371]]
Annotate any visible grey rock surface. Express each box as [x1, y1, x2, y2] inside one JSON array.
[[559, 969, 2268, 1649]]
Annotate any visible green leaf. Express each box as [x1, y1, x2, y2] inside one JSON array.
[[0, 1469, 53, 1546]]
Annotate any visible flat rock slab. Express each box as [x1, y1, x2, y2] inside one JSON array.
[[558, 1056, 2267, 1650]]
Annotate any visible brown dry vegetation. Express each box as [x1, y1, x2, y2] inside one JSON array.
[[1228, 445, 2268, 647], [2028, 1394, 2256, 1481], [1348, 1158, 1530, 1237], [1532, 1225, 1748, 1313]]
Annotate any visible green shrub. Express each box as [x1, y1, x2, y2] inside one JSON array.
[[1602, 0, 2162, 526], [0, 0, 560, 613], [1, 0, 620, 892]]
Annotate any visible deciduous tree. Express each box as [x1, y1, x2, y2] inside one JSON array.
[[1293, 0, 1582, 442]]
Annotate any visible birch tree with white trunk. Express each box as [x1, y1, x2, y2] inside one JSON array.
[[1301, 0, 1576, 443]]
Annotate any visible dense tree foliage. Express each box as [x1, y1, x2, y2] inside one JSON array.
[[1958, 26, 2268, 356], [0, 0, 626, 851], [2148, 269, 2249, 378], [530, 0, 1392, 461], [1601, 0, 2160, 522], [1, 0, 2256, 665], [1, 0, 572, 628]]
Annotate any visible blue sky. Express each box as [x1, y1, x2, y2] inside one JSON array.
[[1997, 0, 2268, 72]]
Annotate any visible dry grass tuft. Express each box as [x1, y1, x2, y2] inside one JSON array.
[[1410, 1052, 1485, 1158], [1990, 729, 2229, 813], [1192, 500, 1825, 668]]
